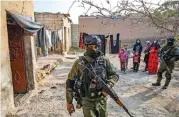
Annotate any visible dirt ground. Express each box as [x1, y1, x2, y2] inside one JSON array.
[[7, 53, 179, 117]]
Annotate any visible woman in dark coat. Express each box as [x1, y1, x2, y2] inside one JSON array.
[[143, 41, 151, 72], [133, 39, 143, 56], [148, 39, 160, 74], [133, 39, 143, 72]]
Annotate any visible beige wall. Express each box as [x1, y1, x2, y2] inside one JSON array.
[[1, 1, 35, 116], [79, 16, 170, 52], [63, 17, 71, 51], [79, 16, 169, 40]]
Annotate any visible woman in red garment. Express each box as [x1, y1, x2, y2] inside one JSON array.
[[148, 39, 160, 74], [79, 33, 87, 49]]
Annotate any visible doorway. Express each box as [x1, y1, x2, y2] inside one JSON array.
[[64, 27, 67, 51], [7, 23, 27, 93]]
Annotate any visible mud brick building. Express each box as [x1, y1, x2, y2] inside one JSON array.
[[35, 12, 72, 52], [1, 1, 40, 116]]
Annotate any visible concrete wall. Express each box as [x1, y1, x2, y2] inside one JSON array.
[[71, 24, 79, 47], [1, 1, 35, 116]]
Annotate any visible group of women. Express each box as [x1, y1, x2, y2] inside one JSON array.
[[133, 39, 160, 74]]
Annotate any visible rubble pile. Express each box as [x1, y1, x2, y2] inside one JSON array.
[[36, 59, 63, 82]]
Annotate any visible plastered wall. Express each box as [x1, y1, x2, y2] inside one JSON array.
[[1, 1, 35, 116]]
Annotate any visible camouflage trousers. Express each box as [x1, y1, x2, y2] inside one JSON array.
[[82, 97, 107, 117], [157, 61, 174, 85]]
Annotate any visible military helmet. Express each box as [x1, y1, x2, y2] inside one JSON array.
[[167, 36, 175, 42], [84, 35, 101, 47]]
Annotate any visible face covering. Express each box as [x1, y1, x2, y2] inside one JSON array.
[[136, 40, 141, 44], [167, 41, 174, 46], [86, 46, 99, 58]]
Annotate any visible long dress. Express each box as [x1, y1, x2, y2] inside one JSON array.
[[79, 33, 86, 49], [148, 46, 159, 74]]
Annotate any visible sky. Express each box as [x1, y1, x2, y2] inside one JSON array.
[[34, 0, 166, 24], [34, 0, 87, 24]]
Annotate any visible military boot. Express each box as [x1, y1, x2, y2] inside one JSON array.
[[162, 79, 171, 89], [152, 82, 161, 86], [152, 77, 162, 86], [162, 85, 168, 89]]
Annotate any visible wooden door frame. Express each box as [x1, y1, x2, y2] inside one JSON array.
[[7, 14, 36, 95]]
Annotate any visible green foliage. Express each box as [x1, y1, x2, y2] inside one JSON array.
[[175, 35, 179, 41], [154, 0, 179, 18], [162, 9, 179, 17]]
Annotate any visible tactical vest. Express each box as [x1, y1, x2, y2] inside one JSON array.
[[79, 56, 107, 98], [160, 46, 176, 61]]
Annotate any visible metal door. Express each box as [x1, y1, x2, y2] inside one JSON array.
[[7, 25, 27, 93]]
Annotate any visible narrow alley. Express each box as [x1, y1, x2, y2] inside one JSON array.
[[1, 1, 179, 117], [7, 53, 179, 117]]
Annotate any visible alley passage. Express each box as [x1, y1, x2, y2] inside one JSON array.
[[8, 54, 179, 117]]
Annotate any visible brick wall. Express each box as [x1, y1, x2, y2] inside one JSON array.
[[35, 13, 72, 51], [35, 13, 63, 30]]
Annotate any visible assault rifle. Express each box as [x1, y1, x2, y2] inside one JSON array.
[[73, 77, 83, 109], [68, 79, 82, 116], [79, 63, 134, 117], [160, 46, 175, 73]]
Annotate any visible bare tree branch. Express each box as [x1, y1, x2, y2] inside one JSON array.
[[84, 6, 92, 15], [71, 0, 179, 35], [68, 0, 77, 13]]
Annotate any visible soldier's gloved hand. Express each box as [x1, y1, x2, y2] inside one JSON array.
[[67, 103, 75, 115], [103, 83, 113, 97], [108, 82, 113, 88], [103, 92, 108, 97]]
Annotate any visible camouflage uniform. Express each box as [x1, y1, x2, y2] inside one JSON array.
[[152, 36, 179, 89], [66, 51, 119, 117]]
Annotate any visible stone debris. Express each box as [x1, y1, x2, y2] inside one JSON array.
[[50, 86, 57, 89], [36, 59, 63, 82]]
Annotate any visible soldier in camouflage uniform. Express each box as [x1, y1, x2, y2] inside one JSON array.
[[152, 36, 179, 89], [66, 35, 119, 117]]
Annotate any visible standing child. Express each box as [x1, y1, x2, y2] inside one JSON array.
[[133, 52, 140, 72], [118, 49, 128, 74], [132, 39, 143, 70]]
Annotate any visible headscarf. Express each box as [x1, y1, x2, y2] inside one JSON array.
[[151, 39, 160, 49], [135, 39, 142, 45]]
